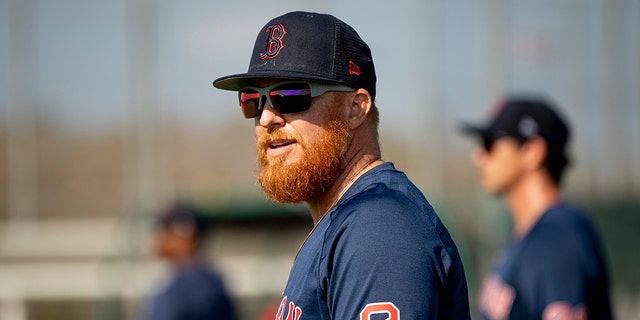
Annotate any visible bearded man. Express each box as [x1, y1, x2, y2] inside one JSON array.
[[213, 11, 470, 320]]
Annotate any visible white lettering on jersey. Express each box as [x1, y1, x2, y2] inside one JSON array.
[[478, 274, 515, 320], [275, 296, 302, 320], [542, 302, 587, 320]]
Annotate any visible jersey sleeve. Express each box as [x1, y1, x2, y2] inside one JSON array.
[[322, 189, 468, 319], [520, 224, 592, 315]]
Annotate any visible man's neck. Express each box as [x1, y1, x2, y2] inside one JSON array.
[[505, 173, 560, 238], [307, 155, 383, 225]]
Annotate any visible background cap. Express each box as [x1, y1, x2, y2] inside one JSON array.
[[212, 11, 377, 98], [154, 201, 210, 238], [461, 95, 570, 153]]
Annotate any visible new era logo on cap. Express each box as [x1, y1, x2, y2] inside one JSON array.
[[349, 61, 362, 75]]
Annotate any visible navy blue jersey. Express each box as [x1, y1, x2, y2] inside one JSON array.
[[276, 162, 470, 320], [144, 262, 237, 320], [478, 202, 613, 320]]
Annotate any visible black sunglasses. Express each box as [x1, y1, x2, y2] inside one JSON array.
[[482, 135, 496, 152], [482, 134, 526, 152], [238, 81, 355, 119]]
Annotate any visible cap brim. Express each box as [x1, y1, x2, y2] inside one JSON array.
[[459, 122, 489, 137], [213, 71, 347, 91]]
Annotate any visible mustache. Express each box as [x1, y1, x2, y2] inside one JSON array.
[[257, 129, 303, 147]]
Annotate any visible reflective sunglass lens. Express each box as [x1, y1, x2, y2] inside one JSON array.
[[240, 91, 261, 118], [270, 83, 312, 114]]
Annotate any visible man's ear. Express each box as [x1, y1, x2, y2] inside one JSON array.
[[522, 136, 548, 170], [347, 89, 372, 129]]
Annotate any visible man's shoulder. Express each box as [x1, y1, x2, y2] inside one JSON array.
[[327, 180, 457, 261], [530, 202, 598, 242], [333, 181, 435, 232], [340, 162, 431, 216], [518, 203, 604, 270]]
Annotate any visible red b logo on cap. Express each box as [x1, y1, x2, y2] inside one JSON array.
[[260, 23, 286, 60]]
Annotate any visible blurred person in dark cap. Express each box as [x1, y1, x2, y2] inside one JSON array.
[[143, 201, 237, 320], [460, 95, 613, 319]]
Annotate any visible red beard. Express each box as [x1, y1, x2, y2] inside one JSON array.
[[256, 116, 350, 203]]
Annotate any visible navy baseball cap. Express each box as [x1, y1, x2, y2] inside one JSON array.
[[460, 96, 570, 153], [154, 201, 209, 237], [213, 11, 377, 99]]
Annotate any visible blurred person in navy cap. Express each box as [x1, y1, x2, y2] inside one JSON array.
[[143, 201, 237, 320], [460, 95, 613, 319]]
